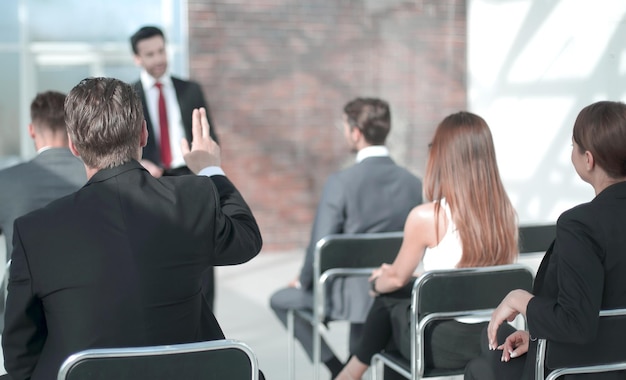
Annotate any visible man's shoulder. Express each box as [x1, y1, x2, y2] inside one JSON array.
[[171, 76, 200, 87], [0, 160, 35, 183], [13, 188, 76, 228], [0, 162, 30, 205], [346, 157, 417, 176], [157, 172, 220, 195]]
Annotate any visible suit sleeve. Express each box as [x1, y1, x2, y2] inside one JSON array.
[[209, 175, 262, 265], [526, 210, 604, 344], [299, 175, 346, 290], [2, 221, 47, 380]]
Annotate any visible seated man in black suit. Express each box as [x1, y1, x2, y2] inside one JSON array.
[[1, 77, 262, 380]]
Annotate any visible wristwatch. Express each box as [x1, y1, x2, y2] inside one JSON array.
[[370, 277, 379, 296]]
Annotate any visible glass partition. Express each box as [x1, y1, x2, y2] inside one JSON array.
[[0, 0, 187, 158]]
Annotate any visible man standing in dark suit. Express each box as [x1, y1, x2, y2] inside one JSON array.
[[1, 77, 262, 380], [130, 25, 219, 309], [0, 91, 86, 260], [270, 98, 423, 377]]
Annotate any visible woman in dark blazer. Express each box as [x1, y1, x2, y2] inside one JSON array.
[[464, 100, 626, 380]]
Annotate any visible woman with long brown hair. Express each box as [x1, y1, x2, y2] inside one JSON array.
[[336, 111, 518, 380]]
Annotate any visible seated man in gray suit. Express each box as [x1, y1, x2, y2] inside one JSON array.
[[270, 97, 423, 377], [0, 91, 86, 260]]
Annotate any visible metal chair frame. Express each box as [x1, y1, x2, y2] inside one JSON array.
[[57, 339, 259, 380], [371, 264, 534, 380], [536, 308, 626, 380], [286, 231, 404, 380]]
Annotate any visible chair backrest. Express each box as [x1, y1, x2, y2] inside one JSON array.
[[537, 308, 626, 380], [414, 264, 534, 316], [312, 232, 404, 322], [314, 231, 404, 275], [411, 264, 535, 377], [518, 224, 556, 254], [57, 339, 259, 380]]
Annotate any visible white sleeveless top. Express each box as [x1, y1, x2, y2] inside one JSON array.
[[420, 199, 487, 324], [422, 199, 462, 271]]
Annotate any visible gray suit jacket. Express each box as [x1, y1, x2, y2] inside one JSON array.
[[299, 156, 423, 321], [0, 148, 86, 257]]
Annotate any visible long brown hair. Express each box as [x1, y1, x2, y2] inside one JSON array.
[[424, 112, 518, 267]]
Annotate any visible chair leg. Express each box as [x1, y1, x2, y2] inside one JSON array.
[[371, 355, 382, 380], [287, 309, 296, 380], [313, 319, 320, 380]]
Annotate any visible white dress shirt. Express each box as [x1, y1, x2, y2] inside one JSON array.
[[140, 70, 186, 169], [355, 145, 390, 163]]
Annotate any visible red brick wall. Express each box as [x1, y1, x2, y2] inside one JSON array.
[[188, 0, 467, 252]]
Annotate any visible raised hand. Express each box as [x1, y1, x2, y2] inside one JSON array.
[[180, 107, 221, 174]]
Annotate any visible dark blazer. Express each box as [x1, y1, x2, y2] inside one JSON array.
[[2, 160, 262, 380], [132, 77, 219, 168], [522, 181, 626, 379], [0, 148, 86, 257]]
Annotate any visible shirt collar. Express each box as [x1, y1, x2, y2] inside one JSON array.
[[140, 70, 172, 89], [356, 145, 389, 163], [37, 146, 53, 154]]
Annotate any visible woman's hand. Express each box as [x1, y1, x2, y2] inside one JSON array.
[[487, 289, 534, 350], [498, 330, 530, 362], [369, 266, 384, 282]]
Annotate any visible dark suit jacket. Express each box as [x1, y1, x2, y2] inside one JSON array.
[[521, 181, 626, 379], [132, 77, 219, 168], [2, 160, 262, 380], [298, 156, 422, 321], [0, 148, 86, 257]]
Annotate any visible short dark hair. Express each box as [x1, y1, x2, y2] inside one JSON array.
[[30, 91, 67, 135], [343, 98, 391, 145], [573, 100, 626, 178], [130, 26, 165, 54], [65, 77, 144, 169]]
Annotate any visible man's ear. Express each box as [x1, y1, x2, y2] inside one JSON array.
[[68, 137, 80, 158], [140, 120, 148, 148], [28, 124, 36, 139], [350, 125, 363, 143], [133, 54, 142, 67]]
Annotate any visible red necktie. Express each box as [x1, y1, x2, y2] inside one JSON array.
[[155, 82, 171, 168]]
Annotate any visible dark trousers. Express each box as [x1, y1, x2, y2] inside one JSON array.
[[465, 324, 626, 380], [354, 284, 486, 371], [269, 287, 334, 361]]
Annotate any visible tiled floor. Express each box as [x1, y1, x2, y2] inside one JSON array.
[[213, 249, 351, 380], [0, 234, 543, 380]]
